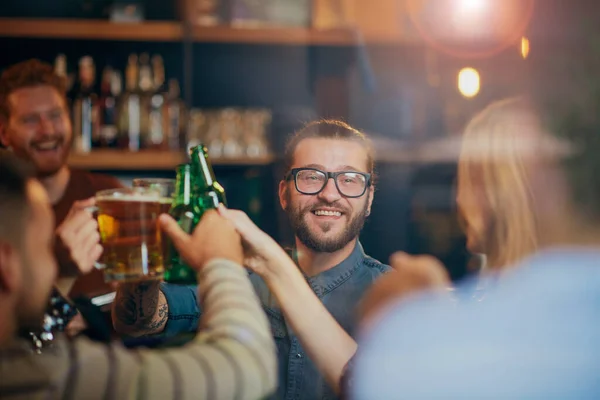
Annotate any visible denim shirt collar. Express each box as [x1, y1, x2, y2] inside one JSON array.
[[291, 241, 366, 298]]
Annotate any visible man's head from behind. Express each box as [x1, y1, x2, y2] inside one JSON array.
[[0, 59, 72, 178], [0, 150, 57, 339], [279, 119, 375, 253]]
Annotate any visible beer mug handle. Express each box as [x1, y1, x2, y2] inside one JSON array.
[[87, 205, 102, 270]]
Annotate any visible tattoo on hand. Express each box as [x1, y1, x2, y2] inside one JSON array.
[[147, 304, 169, 331]]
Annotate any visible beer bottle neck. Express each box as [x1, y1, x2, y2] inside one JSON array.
[[175, 166, 192, 204], [191, 149, 217, 192]]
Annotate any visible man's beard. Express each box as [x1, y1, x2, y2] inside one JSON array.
[[18, 135, 71, 178], [286, 194, 370, 253]]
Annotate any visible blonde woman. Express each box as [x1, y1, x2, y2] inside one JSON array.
[[457, 96, 541, 271], [359, 96, 574, 324], [352, 88, 600, 398]]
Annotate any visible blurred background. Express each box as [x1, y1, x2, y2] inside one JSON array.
[[0, 0, 574, 282]]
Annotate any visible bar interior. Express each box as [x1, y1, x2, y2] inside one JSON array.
[[1, 0, 598, 399]]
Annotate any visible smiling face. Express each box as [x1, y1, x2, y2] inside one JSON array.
[[0, 85, 72, 178], [279, 138, 374, 253]]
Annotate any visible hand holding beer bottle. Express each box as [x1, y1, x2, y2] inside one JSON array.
[[218, 205, 294, 283], [165, 144, 227, 284], [158, 210, 243, 269]]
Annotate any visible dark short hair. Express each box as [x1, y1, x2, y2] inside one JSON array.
[[283, 119, 376, 181], [0, 149, 34, 249], [0, 59, 67, 121]]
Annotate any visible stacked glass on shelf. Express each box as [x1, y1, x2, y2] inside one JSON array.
[[187, 107, 272, 159]]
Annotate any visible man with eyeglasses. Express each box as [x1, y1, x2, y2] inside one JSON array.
[[113, 119, 391, 400]]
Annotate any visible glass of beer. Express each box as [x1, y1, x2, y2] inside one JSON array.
[[95, 187, 168, 282], [132, 178, 175, 264]]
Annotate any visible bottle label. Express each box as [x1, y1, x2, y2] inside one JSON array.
[[128, 95, 141, 151], [100, 126, 118, 141], [149, 95, 164, 146], [80, 98, 93, 152]]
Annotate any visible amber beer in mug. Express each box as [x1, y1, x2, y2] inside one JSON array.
[[132, 178, 175, 261], [95, 187, 169, 282]]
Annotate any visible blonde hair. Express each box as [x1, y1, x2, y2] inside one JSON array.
[[458, 97, 541, 269]]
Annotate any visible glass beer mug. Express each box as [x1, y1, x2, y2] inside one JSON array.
[[93, 187, 169, 282]]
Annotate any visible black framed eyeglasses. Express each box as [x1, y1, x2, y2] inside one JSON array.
[[285, 168, 371, 198]]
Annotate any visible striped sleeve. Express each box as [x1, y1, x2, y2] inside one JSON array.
[[2, 258, 277, 400], [131, 258, 277, 400]]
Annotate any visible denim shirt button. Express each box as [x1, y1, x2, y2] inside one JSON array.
[[296, 353, 303, 358]]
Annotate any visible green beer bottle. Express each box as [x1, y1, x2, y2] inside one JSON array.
[[164, 145, 226, 284], [164, 163, 193, 283]]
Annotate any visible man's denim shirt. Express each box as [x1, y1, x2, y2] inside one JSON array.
[[160, 241, 391, 400]]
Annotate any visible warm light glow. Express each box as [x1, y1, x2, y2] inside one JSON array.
[[520, 36, 530, 59], [458, 67, 480, 98], [406, 0, 535, 58], [452, 0, 491, 38], [458, 0, 487, 12]]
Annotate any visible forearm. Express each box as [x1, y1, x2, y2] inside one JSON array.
[[266, 255, 357, 395], [111, 281, 168, 336], [161, 258, 276, 399], [59, 259, 276, 400]]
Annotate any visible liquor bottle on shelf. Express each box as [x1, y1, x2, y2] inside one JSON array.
[[99, 66, 121, 148], [147, 55, 167, 149], [166, 79, 186, 151], [138, 53, 153, 149], [72, 56, 99, 153], [54, 54, 74, 94], [164, 144, 227, 284], [118, 54, 141, 151]]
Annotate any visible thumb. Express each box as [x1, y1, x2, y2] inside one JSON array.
[[390, 251, 449, 286], [389, 251, 421, 272], [159, 214, 191, 257]]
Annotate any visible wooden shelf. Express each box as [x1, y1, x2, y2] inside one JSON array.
[[0, 18, 183, 42], [192, 25, 355, 46], [68, 150, 275, 170], [0, 18, 357, 45]]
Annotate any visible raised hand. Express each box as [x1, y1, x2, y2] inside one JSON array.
[[359, 252, 450, 327], [159, 209, 244, 269], [217, 205, 293, 281], [56, 197, 103, 276]]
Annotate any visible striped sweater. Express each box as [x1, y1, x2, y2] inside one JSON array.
[[0, 258, 277, 400]]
